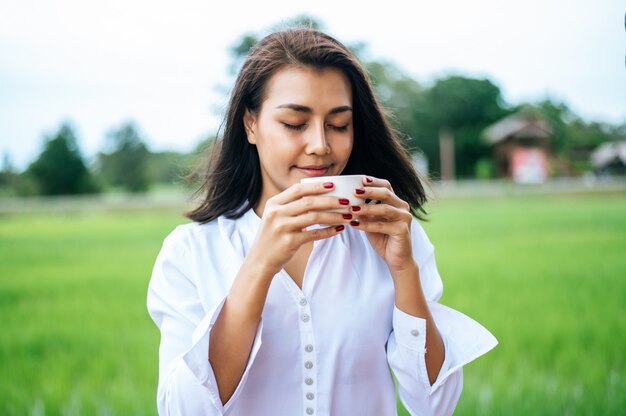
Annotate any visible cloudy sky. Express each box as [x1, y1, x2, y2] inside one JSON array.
[[0, 0, 624, 170]]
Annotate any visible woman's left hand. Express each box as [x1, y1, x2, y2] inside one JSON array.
[[349, 176, 416, 274]]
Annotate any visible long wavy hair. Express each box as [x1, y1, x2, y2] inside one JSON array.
[[186, 28, 428, 223]]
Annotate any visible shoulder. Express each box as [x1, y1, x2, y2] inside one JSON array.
[[160, 219, 226, 252], [157, 214, 250, 274], [150, 217, 237, 288]]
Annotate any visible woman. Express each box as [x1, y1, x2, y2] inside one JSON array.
[[148, 28, 497, 416]]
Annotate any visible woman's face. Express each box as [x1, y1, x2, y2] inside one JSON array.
[[244, 65, 354, 209]]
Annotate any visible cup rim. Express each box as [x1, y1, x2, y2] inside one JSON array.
[[300, 174, 365, 183]]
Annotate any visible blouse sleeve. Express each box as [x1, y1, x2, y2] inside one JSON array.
[[386, 219, 497, 416], [147, 226, 264, 415]]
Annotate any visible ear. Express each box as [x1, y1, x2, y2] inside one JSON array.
[[243, 109, 257, 144]]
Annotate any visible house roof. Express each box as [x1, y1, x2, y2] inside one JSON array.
[[591, 141, 626, 168], [483, 113, 552, 145]]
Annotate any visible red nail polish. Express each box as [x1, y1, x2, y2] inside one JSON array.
[[365, 176, 373, 183], [350, 220, 360, 227], [342, 213, 352, 220], [323, 182, 334, 189], [355, 188, 365, 195], [335, 225, 345, 232], [339, 198, 350, 205], [351, 205, 361, 212]]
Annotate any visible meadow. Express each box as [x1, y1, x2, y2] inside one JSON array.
[[1, 191, 624, 415]]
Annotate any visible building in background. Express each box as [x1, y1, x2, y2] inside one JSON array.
[[483, 113, 552, 184], [591, 141, 626, 176]]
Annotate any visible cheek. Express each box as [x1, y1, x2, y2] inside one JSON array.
[[334, 134, 354, 158]]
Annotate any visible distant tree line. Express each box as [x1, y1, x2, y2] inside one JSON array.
[[0, 122, 207, 197], [1, 15, 624, 197]]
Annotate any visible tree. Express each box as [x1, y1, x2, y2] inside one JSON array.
[[146, 151, 196, 185], [97, 122, 150, 192], [0, 153, 16, 187], [26, 123, 98, 195], [227, 15, 325, 75], [411, 76, 511, 178], [365, 60, 425, 152]]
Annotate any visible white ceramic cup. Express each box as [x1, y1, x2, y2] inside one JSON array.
[[300, 175, 374, 213]]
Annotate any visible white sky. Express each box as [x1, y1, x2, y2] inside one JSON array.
[[1, 0, 624, 170]]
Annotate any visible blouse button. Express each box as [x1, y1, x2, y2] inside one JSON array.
[[305, 344, 314, 352], [306, 408, 314, 415], [305, 377, 314, 385], [306, 392, 315, 400], [299, 298, 308, 306], [304, 361, 313, 369], [411, 329, 420, 337], [301, 314, 310, 322]]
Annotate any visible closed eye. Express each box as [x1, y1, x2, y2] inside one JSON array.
[[282, 123, 350, 132], [282, 123, 306, 131], [329, 124, 349, 132]]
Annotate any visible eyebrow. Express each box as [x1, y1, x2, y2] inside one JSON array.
[[276, 104, 353, 115]]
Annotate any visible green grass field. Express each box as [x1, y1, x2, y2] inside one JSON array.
[[1, 192, 625, 415]]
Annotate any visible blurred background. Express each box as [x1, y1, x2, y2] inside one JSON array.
[[1, 1, 624, 415]]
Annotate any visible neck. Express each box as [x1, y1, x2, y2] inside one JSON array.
[[253, 196, 268, 218]]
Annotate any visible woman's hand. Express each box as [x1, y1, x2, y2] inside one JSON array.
[[248, 181, 355, 276], [349, 176, 416, 274]]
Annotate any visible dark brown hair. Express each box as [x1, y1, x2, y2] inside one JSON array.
[[186, 28, 428, 223]]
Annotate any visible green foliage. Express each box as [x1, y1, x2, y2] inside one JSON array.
[[228, 14, 325, 75], [530, 100, 626, 175], [0, 154, 34, 197], [367, 70, 511, 178], [474, 158, 495, 179], [26, 124, 99, 195], [1, 192, 625, 415], [365, 60, 424, 152], [428, 76, 506, 128], [421, 76, 511, 177], [533, 100, 571, 153], [145, 151, 196, 186], [97, 122, 150, 192], [228, 33, 258, 75]]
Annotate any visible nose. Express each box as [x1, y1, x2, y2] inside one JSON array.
[[304, 123, 330, 155]]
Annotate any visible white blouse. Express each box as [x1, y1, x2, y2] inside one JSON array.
[[147, 207, 497, 416]]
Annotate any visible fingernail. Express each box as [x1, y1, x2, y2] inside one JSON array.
[[365, 176, 373, 183], [342, 213, 352, 220], [350, 220, 360, 227], [323, 182, 334, 189], [335, 225, 345, 232], [355, 188, 366, 195], [351, 205, 361, 212], [339, 198, 350, 205]]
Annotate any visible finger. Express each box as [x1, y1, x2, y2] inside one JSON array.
[[350, 203, 412, 222], [362, 176, 393, 191], [283, 195, 352, 216], [286, 210, 355, 230], [271, 181, 336, 205], [349, 217, 410, 235], [352, 186, 408, 210], [300, 224, 346, 244]]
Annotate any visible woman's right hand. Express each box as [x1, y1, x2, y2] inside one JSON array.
[[247, 181, 353, 276]]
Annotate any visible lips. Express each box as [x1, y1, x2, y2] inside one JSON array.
[[295, 165, 331, 177]]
